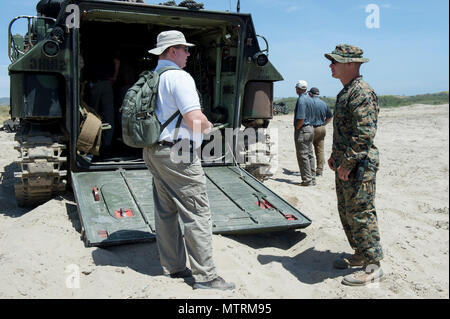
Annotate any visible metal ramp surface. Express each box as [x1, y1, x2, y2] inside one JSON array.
[[72, 165, 311, 247]]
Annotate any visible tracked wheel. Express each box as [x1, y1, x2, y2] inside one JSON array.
[[14, 135, 67, 207], [238, 127, 277, 182]]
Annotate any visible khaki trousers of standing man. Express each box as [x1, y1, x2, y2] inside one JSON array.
[[313, 125, 327, 175], [294, 125, 315, 183], [143, 144, 218, 283]]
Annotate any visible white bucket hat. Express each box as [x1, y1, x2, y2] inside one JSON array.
[[148, 30, 195, 55], [295, 80, 308, 89]]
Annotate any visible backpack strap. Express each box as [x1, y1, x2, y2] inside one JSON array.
[[173, 112, 184, 142], [160, 110, 181, 132], [155, 66, 184, 141]]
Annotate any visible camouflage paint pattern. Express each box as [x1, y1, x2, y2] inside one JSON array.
[[332, 75, 383, 263]]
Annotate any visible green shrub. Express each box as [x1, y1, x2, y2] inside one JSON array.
[[274, 91, 449, 114]]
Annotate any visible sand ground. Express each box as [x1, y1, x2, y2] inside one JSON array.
[[0, 103, 448, 299]]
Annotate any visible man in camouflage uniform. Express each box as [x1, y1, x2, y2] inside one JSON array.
[[325, 44, 384, 286]]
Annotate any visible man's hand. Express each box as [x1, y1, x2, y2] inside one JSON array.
[[337, 165, 350, 181], [328, 157, 336, 171], [295, 119, 305, 130], [202, 121, 214, 134]]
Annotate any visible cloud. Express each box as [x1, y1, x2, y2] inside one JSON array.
[[358, 3, 391, 10], [285, 6, 301, 13]]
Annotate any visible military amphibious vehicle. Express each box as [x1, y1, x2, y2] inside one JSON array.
[[273, 102, 289, 115], [7, 0, 311, 246]]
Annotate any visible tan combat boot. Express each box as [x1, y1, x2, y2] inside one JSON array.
[[341, 263, 384, 286], [333, 252, 365, 269]]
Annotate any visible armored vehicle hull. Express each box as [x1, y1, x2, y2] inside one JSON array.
[[8, 0, 311, 246]]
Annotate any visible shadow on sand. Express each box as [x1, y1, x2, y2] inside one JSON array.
[[282, 168, 300, 176], [0, 162, 30, 218], [228, 230, 356, 284], [65, 200, 165, 278], [0, 162, 76, 219], [61, 193, 165, 278], [258, 248, 358, 285], [227, 229, 306, 250], [91, 241, 164, 277]]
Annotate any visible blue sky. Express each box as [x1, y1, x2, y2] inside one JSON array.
[[0, 0, 448, 98]]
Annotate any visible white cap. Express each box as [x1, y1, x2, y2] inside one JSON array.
[[148, 30, 195, 55], [295, 80, 308, 89]]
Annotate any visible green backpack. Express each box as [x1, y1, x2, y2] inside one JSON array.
[[121, 66, 182, 148]]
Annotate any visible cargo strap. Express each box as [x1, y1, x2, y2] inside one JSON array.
[[77, 102, 102, 156]]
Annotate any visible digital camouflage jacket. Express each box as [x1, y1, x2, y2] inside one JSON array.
[[331, 75, 380, 181]]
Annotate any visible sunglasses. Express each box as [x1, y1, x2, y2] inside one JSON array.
[[174, 45, 189, 53], [331, 60, 338, 65]]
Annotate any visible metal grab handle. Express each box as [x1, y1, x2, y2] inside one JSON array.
[[256, 34, 269, 56], [8, 15, 56, 62]]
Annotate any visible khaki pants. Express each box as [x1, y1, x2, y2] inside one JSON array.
[[313, 126, 326, 175], [294, 125, 315, 183], [143, 144, 217, 282]]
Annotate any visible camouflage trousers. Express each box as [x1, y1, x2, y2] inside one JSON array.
[[335, 176, 383, 263]]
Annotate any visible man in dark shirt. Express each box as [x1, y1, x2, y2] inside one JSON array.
[[293, 80, 316, 186], [308, 87, 333, 177], [87, 48, 120, 156]]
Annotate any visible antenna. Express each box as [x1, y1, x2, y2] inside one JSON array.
[[237, 0, 240, 12]]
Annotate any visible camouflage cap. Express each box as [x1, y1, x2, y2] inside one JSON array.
[[324, 44, 369, 63]]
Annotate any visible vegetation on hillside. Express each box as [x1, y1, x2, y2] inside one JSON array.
[[0, 97, 9, 106], [0, 106, 10, 123], [274, 91, 449, 114]]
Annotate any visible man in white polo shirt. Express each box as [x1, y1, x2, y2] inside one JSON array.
[[143, 30, 235, 291]]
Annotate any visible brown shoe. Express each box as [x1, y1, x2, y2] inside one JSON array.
[[342, 263, 384, 286], [333, 253, 365, 269]]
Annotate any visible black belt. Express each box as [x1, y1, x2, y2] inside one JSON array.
[[158, 139, 198, 163], [158, 139, 195, 148], [159, 140, 176, 147], [313, 125, 324, 128]]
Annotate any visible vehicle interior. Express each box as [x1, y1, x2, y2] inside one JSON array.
[[78, 11, 242, 166]]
